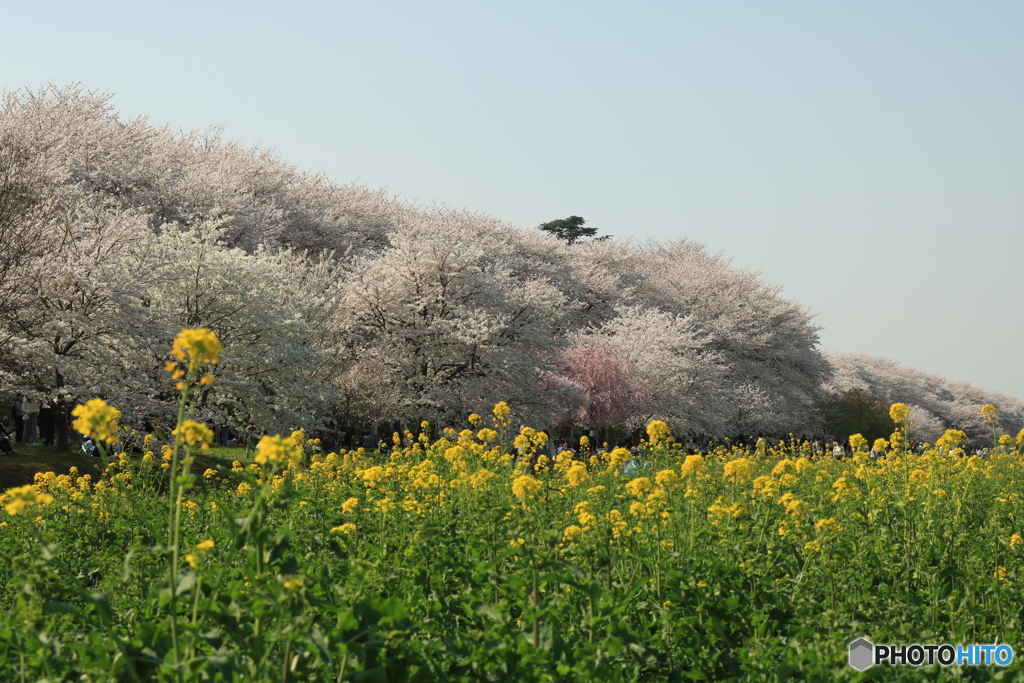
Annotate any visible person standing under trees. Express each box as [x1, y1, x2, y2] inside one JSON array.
[[21, 398, 39, 446], [38, 405, 55, 446], [11, 400, 24, 444]]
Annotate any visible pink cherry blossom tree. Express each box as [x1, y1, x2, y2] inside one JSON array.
[[560, 337, 651, 435]]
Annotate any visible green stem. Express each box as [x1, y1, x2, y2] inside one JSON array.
[[186, 575, 202, 661], [166, 369, 195, 681], [191, 575, 202, 626], [282, 639, 292, 683], [655, 524, 662, 600], [18, 630, 26, 683], [335, 652, 348, 683], [531, 561, 539, 649]]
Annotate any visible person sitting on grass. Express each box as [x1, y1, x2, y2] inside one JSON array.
[[81, 436, 99, 457], [0, 418, 14, 455]]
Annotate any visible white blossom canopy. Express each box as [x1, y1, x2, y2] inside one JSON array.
[[3, 84, 1011, 440]]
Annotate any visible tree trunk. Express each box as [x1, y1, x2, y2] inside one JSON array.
[[54, 367, 69, 450]]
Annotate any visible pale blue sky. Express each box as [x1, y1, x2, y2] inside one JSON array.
[[4, 1, 1022, 399]]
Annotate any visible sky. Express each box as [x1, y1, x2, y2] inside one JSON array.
[[3, 1, 1022, 399]]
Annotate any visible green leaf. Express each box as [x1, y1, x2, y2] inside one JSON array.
[[175, 572, 196, 597], [43, 600, 80, 616]]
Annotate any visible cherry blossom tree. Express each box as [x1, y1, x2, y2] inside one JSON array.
[[559, 337, 651, 433], [0, 199, 156, 446], [332, 209, 573, 425], [630, 239, 829, 434], [144, 221, 334, 433], [825, 354, 1024, 444], [574, 307, 725, 434], [7, 82, 1016, 446]]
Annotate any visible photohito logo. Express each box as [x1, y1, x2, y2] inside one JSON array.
[[848, 638, 1014, 671]]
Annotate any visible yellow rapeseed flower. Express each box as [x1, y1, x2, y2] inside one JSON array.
[[254, 435, 302, 467], [889, 403, 911, 424], [752, 476, 776, 499], [511, 475, 541, 500], [282, 576, 306, 591], [771, 459, 796, 477], [170, 328, 223, 370], [624, 477, 653, 499], [173, 420, 214, 451], [185, 538, 215, 568], [784, 498, 808, 515], [607, 447, 631, 473], [646, 420, 672, 448], [936, 429, 966, 453], [849, 434, 867, 452], [723, 458, 754, 485], [815, 518, 840, 535], [608, 509, 629, 538], [681, 454, 705, 478], [341, 497, 360, 513], [2, 485, 55, 516], [778, 492, 808, 515], [655, 469, 679, 488], [566, 461, 590, 487], [707, 497, 746, 521], [358, 466, 386, 487], [832, 476, 855, 502], [477, 428, 499, 443], [71, 399, 121, 444], [492, 401, 511, 423]]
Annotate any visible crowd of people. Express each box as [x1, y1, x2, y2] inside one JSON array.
[[4, 397, 59, 448]]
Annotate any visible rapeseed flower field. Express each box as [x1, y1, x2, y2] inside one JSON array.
[[1, 331, 1024, 681]]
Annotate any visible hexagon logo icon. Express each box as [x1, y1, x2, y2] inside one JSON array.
[[849, 638, 874, 671]]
